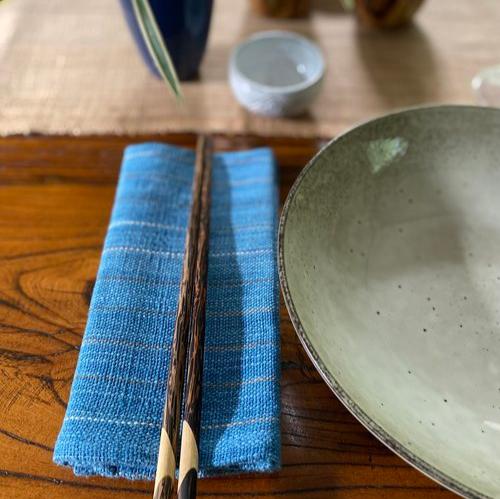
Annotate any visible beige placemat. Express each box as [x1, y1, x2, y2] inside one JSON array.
[[0, 0, 498, 137]]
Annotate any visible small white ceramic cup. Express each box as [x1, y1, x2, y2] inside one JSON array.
[[229, 31, 325, 118]]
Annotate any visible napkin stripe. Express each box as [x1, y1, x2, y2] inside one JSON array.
[[102, 246, 273, 257], [81, 337, 278, 351], [108, 220, 274, 233]]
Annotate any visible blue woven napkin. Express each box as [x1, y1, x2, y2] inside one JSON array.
[[53, 143, 281, 479]]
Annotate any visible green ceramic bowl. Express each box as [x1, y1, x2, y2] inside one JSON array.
[[279, 106, 500, 498]]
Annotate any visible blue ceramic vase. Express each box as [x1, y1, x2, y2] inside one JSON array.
[[120, 0, 213, 81]]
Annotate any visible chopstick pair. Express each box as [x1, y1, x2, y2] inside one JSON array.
[[153, 136, 213, 499]]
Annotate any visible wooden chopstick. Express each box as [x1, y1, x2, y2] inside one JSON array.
[[153, 136, 212, 499], [177, 135, 212, 499]]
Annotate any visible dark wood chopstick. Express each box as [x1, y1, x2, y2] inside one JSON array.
[[153, 136, 212, 499], [177, 135, 212, 499]]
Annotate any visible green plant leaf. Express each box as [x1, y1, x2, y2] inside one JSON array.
[[340, 0, 355, 11], [131, 0, 182, 99]]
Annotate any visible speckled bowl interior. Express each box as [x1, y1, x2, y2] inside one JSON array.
[[279, 106, 500, 498]]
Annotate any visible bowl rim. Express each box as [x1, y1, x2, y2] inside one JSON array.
[[278, 104, 500, 499], [229, 30, 325, 94]]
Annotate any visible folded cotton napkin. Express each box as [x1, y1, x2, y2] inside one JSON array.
[[54, 143, 281, 479]]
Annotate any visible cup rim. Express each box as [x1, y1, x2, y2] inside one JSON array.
[[229, 30, 325, 95]]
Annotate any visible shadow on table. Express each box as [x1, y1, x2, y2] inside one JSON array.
[[355, 23, 439, 107], [201, 157, 245, 473], [313, 0, 349, 14]]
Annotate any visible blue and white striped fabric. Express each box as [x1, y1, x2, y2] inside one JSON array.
[[53, 143, 281, 479]]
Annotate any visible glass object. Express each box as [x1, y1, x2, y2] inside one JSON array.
[[472, 65, 500, 107]]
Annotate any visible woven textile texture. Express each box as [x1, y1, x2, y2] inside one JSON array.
[[3, 0, 484, 138], [53, 143, 281, 479]]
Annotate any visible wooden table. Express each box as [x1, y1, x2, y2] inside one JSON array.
[[0, 134, 456, 498]]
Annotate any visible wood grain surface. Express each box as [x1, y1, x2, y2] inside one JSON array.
[[0, 134, 456, 498]]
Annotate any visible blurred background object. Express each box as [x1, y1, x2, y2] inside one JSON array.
[[472, 65, 500, 107], [0, 0, 499, 137], [250, 0, 312, 18], [353, 0, 425, 29], [120, 0, 213, 81]]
